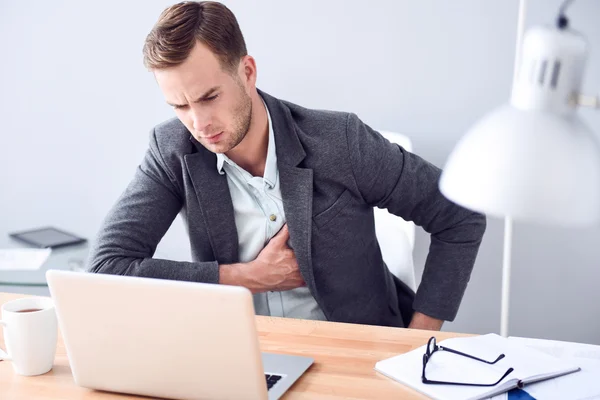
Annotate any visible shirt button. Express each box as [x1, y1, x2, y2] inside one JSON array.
[[269, 214, 277, 222]]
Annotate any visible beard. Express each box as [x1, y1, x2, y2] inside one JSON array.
[[226, 87, 253, 151], [204, 82, 253, 154]]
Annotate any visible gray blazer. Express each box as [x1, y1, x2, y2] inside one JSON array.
[[89, 89, 486, 328]]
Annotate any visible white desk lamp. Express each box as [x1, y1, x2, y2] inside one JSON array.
[[440, 0, 600, 337]]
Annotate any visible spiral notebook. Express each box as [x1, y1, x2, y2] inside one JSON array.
[[374, 334, 580, 400]]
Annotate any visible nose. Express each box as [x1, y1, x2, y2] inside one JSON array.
[[190, 107, 212, 135]]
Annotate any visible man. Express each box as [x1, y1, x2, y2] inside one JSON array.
[[88, 1, 486, 330]]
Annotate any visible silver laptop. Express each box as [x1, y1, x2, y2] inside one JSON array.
[[46, 270, 313, 400]]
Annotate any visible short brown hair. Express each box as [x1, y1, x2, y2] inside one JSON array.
[[143, 1, 247, 72]]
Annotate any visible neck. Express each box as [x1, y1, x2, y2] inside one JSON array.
[[225, 91, 268, 177]]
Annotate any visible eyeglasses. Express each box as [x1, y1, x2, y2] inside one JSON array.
[[422, 336, 514, 386]]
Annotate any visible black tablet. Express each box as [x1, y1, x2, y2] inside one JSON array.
[[9, 227, 87, 249]]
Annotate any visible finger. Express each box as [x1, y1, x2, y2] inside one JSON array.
[[273, 224, 290, 242], [285, 249, 295, 258]]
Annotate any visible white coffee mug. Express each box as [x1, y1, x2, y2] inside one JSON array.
[[0, 297, 58, 376]]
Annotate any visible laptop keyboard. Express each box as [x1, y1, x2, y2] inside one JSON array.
[[265, 374, 283, 390]]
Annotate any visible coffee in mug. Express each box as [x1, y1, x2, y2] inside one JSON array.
[[15, 308, 43, 313], [0, 297, 57, 376]]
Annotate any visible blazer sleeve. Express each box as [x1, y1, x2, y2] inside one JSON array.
[[87, 129, 220, 283], [344, 113, 486, 321]]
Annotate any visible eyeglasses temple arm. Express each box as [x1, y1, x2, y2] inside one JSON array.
[[439, 346, 506, 365]]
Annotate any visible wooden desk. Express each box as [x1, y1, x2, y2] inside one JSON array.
[[0, 292, 470, 399]]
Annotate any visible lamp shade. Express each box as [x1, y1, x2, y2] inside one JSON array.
[[440, 25, 600, 227], [439, 105, 600, 226]]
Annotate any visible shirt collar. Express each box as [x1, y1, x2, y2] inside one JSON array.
[[216, 99, 277, 188], [262, 101, 277, 188], [216, 152, 226, 174]]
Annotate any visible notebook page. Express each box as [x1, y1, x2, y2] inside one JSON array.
[[375, 337, 520, 400], [440, 334, 579, 380], [507, 337, 600, 400]]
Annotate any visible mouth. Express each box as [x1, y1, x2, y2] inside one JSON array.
[[203, 132, 223, 144]]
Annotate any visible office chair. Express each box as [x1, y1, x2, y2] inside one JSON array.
[[374, 130, 417, 292]]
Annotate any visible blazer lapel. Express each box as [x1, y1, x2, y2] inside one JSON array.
[[184, 144, 239, 264], [278, 164, 316, 289], [261, 90, 316, 290]]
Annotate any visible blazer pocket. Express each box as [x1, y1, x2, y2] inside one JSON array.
[[313, 189, 353, 228]]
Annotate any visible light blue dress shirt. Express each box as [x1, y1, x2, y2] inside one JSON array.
[[216, 102, 326, 320]]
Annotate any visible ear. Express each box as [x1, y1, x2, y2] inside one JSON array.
[[238, 55, 257, 88]]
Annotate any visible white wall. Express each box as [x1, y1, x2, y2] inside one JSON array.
[[1, 1, 599, 344]]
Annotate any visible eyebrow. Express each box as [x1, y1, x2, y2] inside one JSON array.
[[166, 86, 220, 108]]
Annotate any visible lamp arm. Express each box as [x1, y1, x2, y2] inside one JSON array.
[[573, 94, 600, 109], [556, 0, 597, 111], [557, 0, 576, 29], [500, 218, 513, 338]]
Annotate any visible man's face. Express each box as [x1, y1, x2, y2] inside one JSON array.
[[154, 41, 253, 154]]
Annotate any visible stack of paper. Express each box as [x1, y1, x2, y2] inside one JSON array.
[[0, 248, 51, 270], [375, 334, 581, 400]]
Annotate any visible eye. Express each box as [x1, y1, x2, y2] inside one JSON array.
[[173, 105, 188, 110], [204, 94, 219, 102]]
